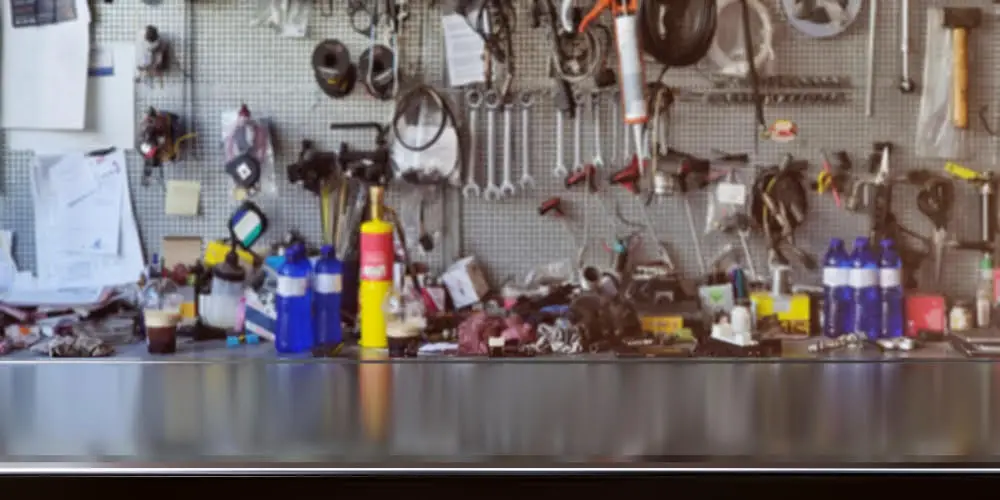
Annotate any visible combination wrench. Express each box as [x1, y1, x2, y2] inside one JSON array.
[[590, 92, 605, 169], [572, 92, 584, 173], [519, 92, 535, 190], [610, 92, 620, 170], [622, 113, 632, 166], [500, 101, 516, 197], [462, 89, 482, 198], [554, 109, 568, 178], [483, 90, 502, 201], [898, 0, 914, 93]]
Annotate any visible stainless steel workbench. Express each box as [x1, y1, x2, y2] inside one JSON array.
[[0, 340, 998, 470]]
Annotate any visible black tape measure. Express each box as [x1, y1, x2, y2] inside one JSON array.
[[358, 44, 396, 101], [312, 39, 356, 99]]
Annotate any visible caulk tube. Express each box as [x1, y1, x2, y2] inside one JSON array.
[[613, 12, 648, 126]]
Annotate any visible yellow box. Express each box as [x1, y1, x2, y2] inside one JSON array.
[[639, 314, 694, 341], [203, 240, 256, 268], [750, 292, 811, 336]]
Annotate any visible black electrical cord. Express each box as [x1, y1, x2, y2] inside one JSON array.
[[750, 163, 815, 269], [638, 0, 718, 68], [389, 85, 463, 181]]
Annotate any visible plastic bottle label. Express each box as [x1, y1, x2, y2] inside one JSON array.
[[849, 268, 877, 288], [360, 231, 394, 282], [315, 273, 342, 294], [277, 276, 308, 297], [823, 267, 848, 287], [880, 269, 901, 288]]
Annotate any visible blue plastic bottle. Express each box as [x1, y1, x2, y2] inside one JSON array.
[[849, 237, 881, 340], [879, 239, 904, 338], [313, 244, 343, 346], [275, 245, 315, 353], [822, 238, 851, 338]]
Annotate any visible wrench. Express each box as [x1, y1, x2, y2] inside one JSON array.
[[572, 92, 584, 173], [483, 90, 502, 201], [554, 110, 568, 178], [590, 92, 605, 169], [898, 0, 914, 93], [462, 89, 482, 198], [519, 92, 535, 190], [500, 102, 516, 197], [622, 113, 632, 166], [610, 92, 620, 169]]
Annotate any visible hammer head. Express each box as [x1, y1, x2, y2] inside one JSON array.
[[943, 7, 982, 29]]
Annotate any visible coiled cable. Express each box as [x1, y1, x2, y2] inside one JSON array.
[[638, 0, 718, 68], [312, 39, 357, 99], [390, 85, 463, 181]]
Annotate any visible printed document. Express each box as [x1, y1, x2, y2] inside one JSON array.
[[8, 43, 137, 152], [1, 0, 91, 130], [30, 149, 144, 289]]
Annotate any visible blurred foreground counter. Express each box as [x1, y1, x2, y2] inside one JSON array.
[[0, 340, 997, 470]]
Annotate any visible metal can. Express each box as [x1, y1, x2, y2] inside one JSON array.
[[949, 301, 973, 333]]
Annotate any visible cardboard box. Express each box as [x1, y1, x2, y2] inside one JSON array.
[[440, 256, 489, 309], [243, 289, 276, 342], [750, 292, 811, 336]]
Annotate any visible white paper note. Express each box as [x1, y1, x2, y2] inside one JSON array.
[[57, 156, 123, 255], [7, 42, 137, 152], [47, 154, 98, 206], [31, 150, 144, 289], [1, 0, 91, 130], [441, 13, 486, 88]]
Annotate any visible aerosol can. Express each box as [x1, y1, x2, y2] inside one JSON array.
[[359, 185, 394, 348]]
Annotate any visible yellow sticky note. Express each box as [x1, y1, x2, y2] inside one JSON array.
[[165, 180, 201, 216]]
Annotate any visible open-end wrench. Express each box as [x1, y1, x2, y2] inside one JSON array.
[[590, 92, 605, 170], [554, 110, 568, 177], [483, 90, 502, 201], [519, 92, 535, 190], [572, 92, 584, 173], [622, 113, 632, 166], [500, 101, 516, 197], [610, 92, 620, 170], [898, 0, 914, 93], [462, 89, 482, 199]]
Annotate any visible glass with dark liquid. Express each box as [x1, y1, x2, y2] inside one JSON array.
[[143, 309, 179, 354]]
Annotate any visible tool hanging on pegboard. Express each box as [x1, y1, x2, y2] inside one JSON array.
[[223, 104, 274, 197], [136, 107, 195, 187], [780, 0, 863, 39], [312, 39, 357, 99], [136, 25, 170, 87]]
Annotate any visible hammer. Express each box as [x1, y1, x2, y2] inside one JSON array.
[[942, 7, 982, 129]]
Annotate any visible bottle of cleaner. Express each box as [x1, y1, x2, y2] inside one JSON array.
[[976, 254, 994, 328], [275, 245, 315, 353], [878, 239, 904, 338], [314, 244, 343, 347], [822, 238, 851, 338], [849, 237, 881, 340]]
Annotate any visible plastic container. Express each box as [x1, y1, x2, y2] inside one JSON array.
[[314, 244, 343, 346], [977, 254, 993, 328], [849, 237, 881, 340], [202, 250, 246, 330], [878, 239, 904, 338], [822, 238, 852, 338], [275, 245, 315, 354]]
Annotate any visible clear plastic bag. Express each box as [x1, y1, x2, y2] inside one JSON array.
[[704, 168, 749, 235], [705, 0, 776, 78], [221, 106, 277, 200], [251, 0, 311, 38], [914, 8, 968, 160]]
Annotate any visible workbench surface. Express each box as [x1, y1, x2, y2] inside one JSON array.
[[0, 337, 996, 470]]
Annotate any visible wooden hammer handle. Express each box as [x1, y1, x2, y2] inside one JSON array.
[[953, 28, 970, 129]]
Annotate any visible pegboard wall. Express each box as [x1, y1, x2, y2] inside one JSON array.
[[1, 0, 999, 297]]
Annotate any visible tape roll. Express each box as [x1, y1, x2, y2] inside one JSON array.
[[312, 39, 357, 99], [358, 44, 396, 101]]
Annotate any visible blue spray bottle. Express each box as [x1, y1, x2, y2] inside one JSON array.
[[849, 237, 881, 340], [313, 244, 343, 346], [822, 238, 851, 338], [878, 239, 904, 338]]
